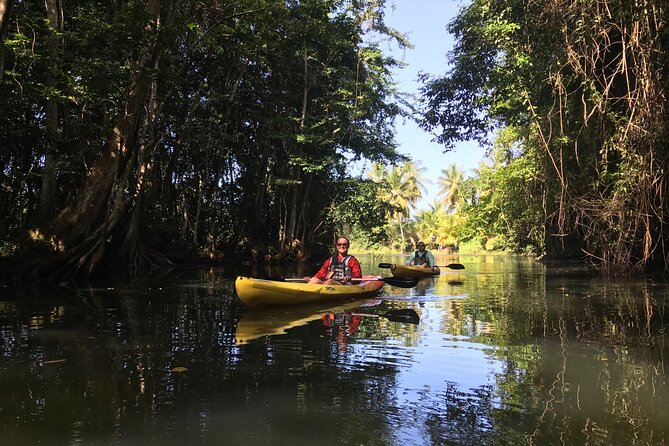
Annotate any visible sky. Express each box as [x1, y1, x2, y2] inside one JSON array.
[[380, 0, 484, 211]]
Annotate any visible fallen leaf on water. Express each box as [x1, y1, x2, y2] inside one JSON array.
[[171, 366, 188, 373]]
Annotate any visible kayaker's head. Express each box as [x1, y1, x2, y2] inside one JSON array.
[[335, 236, 350, 255], [417, 241, 426, 252]]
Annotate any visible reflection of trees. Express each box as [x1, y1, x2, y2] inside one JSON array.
[[0, 270, 410, 444], [2, 260, 669, 444], [423, 383, 526, 445], [424, 256, 669, 445]]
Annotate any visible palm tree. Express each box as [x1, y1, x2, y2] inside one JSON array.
[[414, 206, 440, 246], [400, 160, 427, 213], [414, 200, 460, 249], [366, 161, 386, 184], [437, 163, 464, 211], [367, 160, 427, 249]]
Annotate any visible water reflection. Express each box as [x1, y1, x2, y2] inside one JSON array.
[[236, 299, 378, 344], [0, 256, 668, 445]]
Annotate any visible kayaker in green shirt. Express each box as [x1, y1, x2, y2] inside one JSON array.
[[406, 241, 437, 272]]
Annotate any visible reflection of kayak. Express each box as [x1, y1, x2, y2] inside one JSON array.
[[390, 264, 440, 278], [236, 299, 377, 344], [235, 276, 385, 307]]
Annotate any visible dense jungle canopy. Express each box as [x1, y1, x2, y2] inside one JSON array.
[[0, 0, 668, 280]]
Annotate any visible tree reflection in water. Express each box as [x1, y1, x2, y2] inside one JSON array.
[[0, 258, 667, 445]]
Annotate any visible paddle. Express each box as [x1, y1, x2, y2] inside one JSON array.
[[352, 309, 420, 325], [267, 276, 419, 288], [378, 262, 465, 270], [351, 276, 418, 288]]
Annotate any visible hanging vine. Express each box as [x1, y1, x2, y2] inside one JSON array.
[[539, 0, 668, 271]]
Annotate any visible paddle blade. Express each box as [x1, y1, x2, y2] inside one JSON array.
[[381, 276, 419, 288], [383, 309, 420, 324]]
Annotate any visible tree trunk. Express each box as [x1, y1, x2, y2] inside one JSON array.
[[193, 119, 213, 247], [274, 48, 312, 260], [286, 169, 300, 245], [27, 0, 167, 279], [117, 38, 171, 275], [36, 0, 62, 226], [0, 0, 13, 83]]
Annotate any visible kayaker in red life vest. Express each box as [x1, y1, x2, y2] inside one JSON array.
[[308, 236, 362, 285]]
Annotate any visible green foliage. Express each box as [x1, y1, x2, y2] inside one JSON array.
[[457, 128, 544, 254], [412, 202, 462, 248], [366, 159, 426, 247], [330, 179, 393, 248], [0, 0, 409, 268], [417, 0, 669, 268], [418, 0, 542, 149]]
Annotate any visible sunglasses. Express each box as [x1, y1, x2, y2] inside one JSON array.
[[337, 243, 349, 247]]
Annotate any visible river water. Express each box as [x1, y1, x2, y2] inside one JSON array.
[[1, 254, 668, 445]]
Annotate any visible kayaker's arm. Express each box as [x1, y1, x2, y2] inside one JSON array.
[[427, 252, 436, 270], [311, 258, 331, 281], [348, 256, 362, 279]]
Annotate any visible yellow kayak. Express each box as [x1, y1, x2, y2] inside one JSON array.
[[390, 264, 440, 278], [235, 276, 385, 307]]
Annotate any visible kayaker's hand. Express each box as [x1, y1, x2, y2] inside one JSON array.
[[341, 275, 351, 284]]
